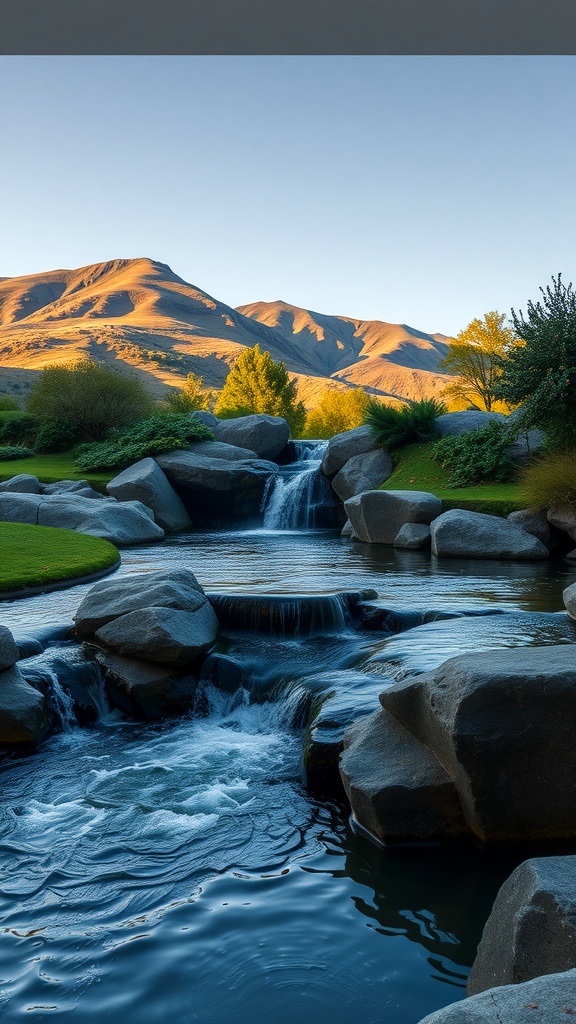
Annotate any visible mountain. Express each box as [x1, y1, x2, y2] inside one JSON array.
[[0, 259, 454, 405], [237, 300, 454, 403]]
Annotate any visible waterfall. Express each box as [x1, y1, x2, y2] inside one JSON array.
[[262, 440, 329, 529], [208, 590, 376, 636]]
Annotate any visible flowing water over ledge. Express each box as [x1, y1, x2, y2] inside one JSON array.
[[1, 524, 576, 1024]]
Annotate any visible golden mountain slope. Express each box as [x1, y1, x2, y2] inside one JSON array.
[[0, 259, 453, 406], [237, 300, 455, 402]]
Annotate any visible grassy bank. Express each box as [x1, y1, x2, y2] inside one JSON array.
[[380, 442, 524, 516], [0, 452, 111, 489], [0, 523, 119, 592]]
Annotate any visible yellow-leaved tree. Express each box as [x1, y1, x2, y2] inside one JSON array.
[[440, 311, 519, 412], [302, 387, 370, 439]]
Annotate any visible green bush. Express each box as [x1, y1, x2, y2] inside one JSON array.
[[517, 449, 576, 511], [75, 414, 214, 472], [0, 446, 35, 461], [0, 395, 21, 411], [364, 397, 446, 450], [432, 421, 515, 488], [34, 419, 82, 453], [0, 413, 40, 447]]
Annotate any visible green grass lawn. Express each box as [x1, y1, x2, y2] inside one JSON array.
[[0, 452, 112, 489], [0, 522, 119, 592], [380, 442, 525, 516]]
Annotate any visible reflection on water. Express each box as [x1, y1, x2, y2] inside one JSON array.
[[0, 528, 575, 1023]]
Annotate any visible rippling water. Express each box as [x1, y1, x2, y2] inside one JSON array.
[[0, 529, 575, 1023]]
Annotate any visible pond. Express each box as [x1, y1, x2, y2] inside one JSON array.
[[1, 499, 575, 1022]]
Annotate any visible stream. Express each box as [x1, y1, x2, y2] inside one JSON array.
[[1, 443, 576, 1023]]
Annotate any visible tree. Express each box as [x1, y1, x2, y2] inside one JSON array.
[[302, 387, 370, 439], [494, 274, 576, 450], [27, 358, 154, 440], [164, 372, 214, 414], [440, 310, 518, 412], [213, 344, 306, 436]]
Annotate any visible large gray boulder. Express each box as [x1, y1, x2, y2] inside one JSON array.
[[42, 479, 93, 494], [106, 458, 192, 533], [468, 856, 576, 995], [213, 414, 290, 460], [184, 440, 258, 461], [345, 489, 442, 544], [548, 503, 576, 542], [0, 474, 41, 493], [339, 709, 467, 844], [564, 582, 576, 621], [191, 410, 219, 429], [431, 509, 549, 561], [380, 645, 576, 842], [507, 509, 552, 547], [96, 651, 199, 720], [74, 568, 207, 635], [95, 604, 218, 666], [156, 449, 278, 520], [393, 522, 431, 549], [0, 492, 43, 523], [417, 969, 576, 1023], [41, 497, 164, 546], [321, 425, 379, 478], [331, 450, 393, 502], [0, 665, 53, 745], [0, 626, 19, 671], [434, 411, 506, 436]]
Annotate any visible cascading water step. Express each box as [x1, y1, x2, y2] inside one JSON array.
[[261, 439, 339, 529], [208, 589, 377, 635]]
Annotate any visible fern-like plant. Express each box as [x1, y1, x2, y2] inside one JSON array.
[[364, 397, 446, 450]]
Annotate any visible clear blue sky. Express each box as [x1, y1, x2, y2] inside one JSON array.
[[0, 56, 574, 336]]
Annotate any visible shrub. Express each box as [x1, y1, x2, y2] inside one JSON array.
[[0, 446, 35, 461], [432, 421, 515, 488], [517, 449, 576, 512], [75, 414, 214, 472], [0, 395, 21, 411], [0, 413, 40, 447], [364, 397, 446, 450], [27, 358, 154, 440], [34, 419, 82, 453]]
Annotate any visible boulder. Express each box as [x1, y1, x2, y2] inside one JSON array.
[[0, 492, 42, 524], [213, 414, 291, 460], [331, 450, 394, 502], [507, 509, 552, 547], [394, 523, 431, 550], [321, 425, 379, 478], [468, 856, 576, 995], [191, 410, 219, 429], [0, 474, 41, 493], [106, 458, 192, 533], [566, 549, 576, 564], [74, 568, 207, 635], [548, 503, 576, 542], [508, 428, 544, 464], [0, 626, 19, 670], [341, 518, 354, 537], [434, 411, 506, 437], [42, 479, 92, 494], [564, 582, 576, 621], [0, 665, 53, 745], [95, 604, 219, 666], [431, 509, 549, 561], [339, 709, 467, 844], [417, 969, 576, 1024], [380, 645, 576, 842], [96, 651, 198, 720], [345, 490, 442, 545], [156, 449, 278, 520], [184, 440, 258, 461], [35, 493, 163, 545], [73, 486, 108, 500]]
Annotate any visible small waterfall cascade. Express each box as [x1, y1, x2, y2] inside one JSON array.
[[208, 589, 376, 637], [262, 440, 329, 529]]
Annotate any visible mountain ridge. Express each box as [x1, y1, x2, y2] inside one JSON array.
[[0, 258, 455, 406]]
